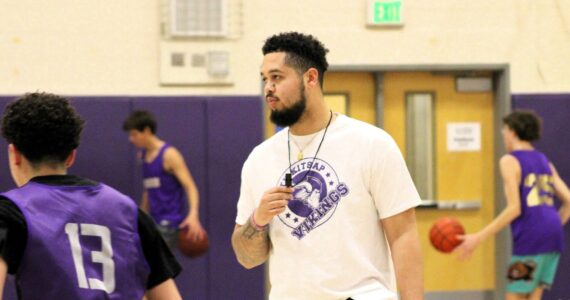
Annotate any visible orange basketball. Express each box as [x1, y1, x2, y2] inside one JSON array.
[[178, 228, 209, 258], [429, 217, 465, 253]]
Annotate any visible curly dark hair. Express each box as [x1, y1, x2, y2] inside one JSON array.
[[502, 110, 542, 142], [262, 32, 329, 87], [122, 110, 157, 134], [1, 92, 85, 165]]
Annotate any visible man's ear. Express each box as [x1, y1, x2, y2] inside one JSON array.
[[304, 68, 320, 88], [8, 144, 22, 166], [65, 150, 77, 168]]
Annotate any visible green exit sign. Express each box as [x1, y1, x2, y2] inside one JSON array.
[[367, 0, 404, 26]]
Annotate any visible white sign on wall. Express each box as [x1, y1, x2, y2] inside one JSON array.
[[447, 122, 481, 152]]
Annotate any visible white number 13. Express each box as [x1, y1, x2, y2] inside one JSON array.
[[65, 223, 116, 293]]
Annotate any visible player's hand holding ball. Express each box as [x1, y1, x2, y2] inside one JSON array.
[[454, 232, 483, 261], [429, 217, 465, 254], [178, 225, 209, 258]]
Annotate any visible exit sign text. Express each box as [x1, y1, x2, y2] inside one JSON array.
[[367, 0, 404, 26]]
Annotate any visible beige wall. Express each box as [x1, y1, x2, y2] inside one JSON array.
[[1, 0, 570, 95]]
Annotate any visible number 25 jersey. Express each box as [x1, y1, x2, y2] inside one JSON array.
[[510, 150, 564, 255]]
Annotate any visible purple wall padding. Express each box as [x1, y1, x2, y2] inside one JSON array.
[[512, 94, 570, 300], [71, 97, 135, 196], [206, 97, 265, 300]]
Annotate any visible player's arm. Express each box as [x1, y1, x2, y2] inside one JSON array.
[[0, 226, 7, 300], [146, 279, 181, 300], [164, 148, 203, 238], [0, 257, 6, 300], [550, 163, 570, 225], [141, 191, 149, 213], [231, 186, 292, 269], [456, 154, 521, 260], [381, 208, 423, 300]]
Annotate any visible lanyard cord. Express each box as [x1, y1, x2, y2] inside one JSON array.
[[286, 110, 333, 187]]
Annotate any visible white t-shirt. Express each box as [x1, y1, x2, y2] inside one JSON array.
[[235, 114, 421, 300]]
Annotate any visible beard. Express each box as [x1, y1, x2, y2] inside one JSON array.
[[269, 84, 306, 127]]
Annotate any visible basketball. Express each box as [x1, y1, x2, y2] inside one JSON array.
[[178, 228, 209, 258], [429, 217, 465, 253]]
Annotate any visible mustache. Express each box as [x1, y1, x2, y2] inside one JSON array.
[[265, 92, 279, 100]]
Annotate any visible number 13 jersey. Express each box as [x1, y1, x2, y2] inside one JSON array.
[[2, 177, 150, 299]]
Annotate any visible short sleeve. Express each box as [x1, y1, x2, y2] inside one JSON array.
[[235, 155, 256, 225], [0, 196, 27, 274], [370, 136, 421, 219]]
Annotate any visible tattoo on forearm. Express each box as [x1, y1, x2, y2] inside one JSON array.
[[232, 218, 270, 268], [242, 220, 265, 239]]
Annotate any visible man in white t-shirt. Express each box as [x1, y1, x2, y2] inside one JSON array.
[[231, 32, 424, 300]]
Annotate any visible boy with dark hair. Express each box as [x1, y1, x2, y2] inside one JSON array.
[[123, 110, 158, 134], [0, 93, 182, 299], [123, 110, 204, 247], [457, 110, 570, 300]]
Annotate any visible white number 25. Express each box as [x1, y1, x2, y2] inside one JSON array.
[[65, 223, 115, 293]]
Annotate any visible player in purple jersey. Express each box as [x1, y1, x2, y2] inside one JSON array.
[[0, 93, 183, 299], [123, 110, 204, 246], [457, 111, 570, 300]]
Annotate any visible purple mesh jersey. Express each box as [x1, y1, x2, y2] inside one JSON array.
[[510, 150, 564, 255], [2, 181, 149, 300], [143, 144, 186, 228]]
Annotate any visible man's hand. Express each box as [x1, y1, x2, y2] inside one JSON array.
[[253, 186, 293, 226]]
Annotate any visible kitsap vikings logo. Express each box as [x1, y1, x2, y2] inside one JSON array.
[[277, 158, 350, 239]]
